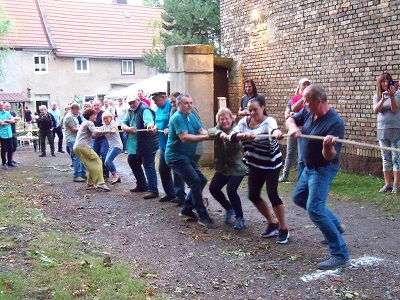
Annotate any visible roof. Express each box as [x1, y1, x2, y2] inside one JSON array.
[[1, 0, 162, 58], [1, 0, 53, 49], [0, 93, 30, 102]]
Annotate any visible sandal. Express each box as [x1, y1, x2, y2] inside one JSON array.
[[111, 177, 121, 185], [379, 185, 392, 193], [391, 186, 398, 194]]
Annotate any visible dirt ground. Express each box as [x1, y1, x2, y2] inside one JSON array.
[[5, 146, 400, 299]]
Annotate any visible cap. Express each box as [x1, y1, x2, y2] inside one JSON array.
[[150, 92, 167, 98], [299, 78, 311, 85], [127, 98, 137, 104]]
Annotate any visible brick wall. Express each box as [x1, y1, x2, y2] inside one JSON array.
[[220, 0, 400, 176]]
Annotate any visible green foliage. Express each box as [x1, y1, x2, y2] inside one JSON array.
[[142, 0, 221, 72], [0, 5, 12, 78], [143, 0, 162, 7]]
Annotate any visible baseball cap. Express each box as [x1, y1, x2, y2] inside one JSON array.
[[299, 78, 311, 85], [150, 92, 167, 98]]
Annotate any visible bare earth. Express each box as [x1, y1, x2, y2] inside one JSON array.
[[7, 147, 400, 299]]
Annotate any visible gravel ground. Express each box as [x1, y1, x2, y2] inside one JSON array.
[[8, 147, 400, 299]]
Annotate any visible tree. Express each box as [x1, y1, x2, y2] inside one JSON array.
[[0, 5, 12, 78], [142, 0, 220, 73]]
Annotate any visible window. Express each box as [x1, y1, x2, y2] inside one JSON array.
[[75, 58, 89, 72], [34, 56, 48, 73], [122, 60, 134, 75]]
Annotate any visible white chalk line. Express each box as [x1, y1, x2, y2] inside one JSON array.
[[300, 255, 385, 282]]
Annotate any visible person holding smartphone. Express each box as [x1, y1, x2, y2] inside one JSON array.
[[373, 71, 400, 194]]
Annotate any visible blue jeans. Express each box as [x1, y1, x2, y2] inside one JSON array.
[[127, 153, 158, 193], [105, 147, 121, 174], [159, 149, 175, 198], [67, 140, 86, 178], [297, 139, 305, 179], [91, 136, 109, 177], [293, 164, 349, 260], [168, 158, 208, 218], [209, 172, 244, 218]]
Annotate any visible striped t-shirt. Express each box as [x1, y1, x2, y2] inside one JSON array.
[[229, 116, 282, 170]]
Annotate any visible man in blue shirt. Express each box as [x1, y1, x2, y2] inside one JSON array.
[[148, 92, 176, 202], [165, 94, 214, 228], [0, 101, 15, 169], [286, 84, 349, 270], [49, 101, 65, 153]]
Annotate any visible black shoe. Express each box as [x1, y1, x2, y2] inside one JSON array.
[[12, 160, 20, 164], [276, 229, 290, 244], [7, 163, 17, 167], [198, 215, 216, 229], [179, 209, 198, 220], [58, 150, 65, 153], [39, 153, 46, 157], [159, 195, 174, 202], [130, 187, 148, 193], [260, 223, 279, 238], [171, 197, 185, 205], [143, 191, 159, 199], [51, 153, 56, 157]]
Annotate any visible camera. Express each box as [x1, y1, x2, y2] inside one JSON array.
[[387, 80, 398, 91]]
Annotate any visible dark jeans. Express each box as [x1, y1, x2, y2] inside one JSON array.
[[209, 172, 245, 218], [118, 126, 127, 151], [91, 136, 109, 178], [53, 125, 64, 152], [0, 137, 13, 165], [168, 158, 208, 218], [159, 149, 175, 198], [39, 130, 55, 155], [67, 140, 86, 178], [127, 153, 158, 193], [172, 154, 201, 200]]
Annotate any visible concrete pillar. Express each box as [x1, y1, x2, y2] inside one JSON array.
[[166, 44, 214, 164]]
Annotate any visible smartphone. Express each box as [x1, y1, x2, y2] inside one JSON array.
[[388, 80, 399, 91]]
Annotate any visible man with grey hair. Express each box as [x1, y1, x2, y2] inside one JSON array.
[[37, 105, 56, 157], [286, 84, 349, 270], [165, 94, 214, 228], [4, 102, 20, 166], [0, 101, 15, 169], [64, 103, 86, 182]]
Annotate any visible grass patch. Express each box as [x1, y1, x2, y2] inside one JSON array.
[[0, 187, 162, 299]]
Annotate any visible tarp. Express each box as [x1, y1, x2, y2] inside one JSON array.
[[105, 73, 170, 99]]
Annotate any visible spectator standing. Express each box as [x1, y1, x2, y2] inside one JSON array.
[[37, 105, 56, 157], [25, 106, 33, 124], [208, 108, 247, 230], [137, 90, 151, 107], [115, 97, 128, 152], [148, 91, 176, 202], [165, 94, 214, 228], [49, 101, 65, 153], [0, 101, 15, 169], [286, 84, 349, 270], [279, 77, 311, 182], [373, 71, 400, 194], [64, 103, 86, 182], [238, 79, 265, 117], [4, 102, 20, 166], [122, 96, 159, 199]]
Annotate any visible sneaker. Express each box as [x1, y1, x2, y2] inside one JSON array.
[[58, 150, 65, 153], [51, 153, 56, 157], [392, 186, 398, 194], [12, 160, 20, 164], [97, 184, 111, 191], [198, 215, 216, 229], [317, 256, 350, 270], [224, 208, 235, 223], [276, 229, 290, 244], [260, 223, 279, 238], [233, 217, 246, 230], [73, 176, 86, 182], [278, 175, 288, 182], [7, 162, 17, 167], [179, 209, 198, 220], [2, 164, 8, 170], [379, 185, 392, 193], [39, 153, 46, 157], [143, 192, 159, 199]]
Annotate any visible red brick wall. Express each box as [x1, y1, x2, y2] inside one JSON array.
[[220, 0, 400, 175]]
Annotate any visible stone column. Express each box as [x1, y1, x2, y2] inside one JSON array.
[[166, 44, 214, 164]]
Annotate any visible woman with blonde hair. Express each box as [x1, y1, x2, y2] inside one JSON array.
[[208, 108, 247, 230], [373, 71, 400, 194]]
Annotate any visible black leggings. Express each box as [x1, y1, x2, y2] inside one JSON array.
[[248, 165, 283, 207]]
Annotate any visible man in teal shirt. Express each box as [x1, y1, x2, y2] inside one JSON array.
[[0, 101, 15, 169]]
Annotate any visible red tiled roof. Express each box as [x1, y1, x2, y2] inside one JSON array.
[[0, 93, 30, 102], [1, 0, 162, 58], [1, 0, 53, 49]]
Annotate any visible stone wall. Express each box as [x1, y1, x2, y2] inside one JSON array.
[[220, 0, 400, 176]]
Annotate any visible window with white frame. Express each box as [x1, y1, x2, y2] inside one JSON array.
[[121, 60, 134, 75], [75, 58, 89, 72], [33, 56, 48, 73]]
